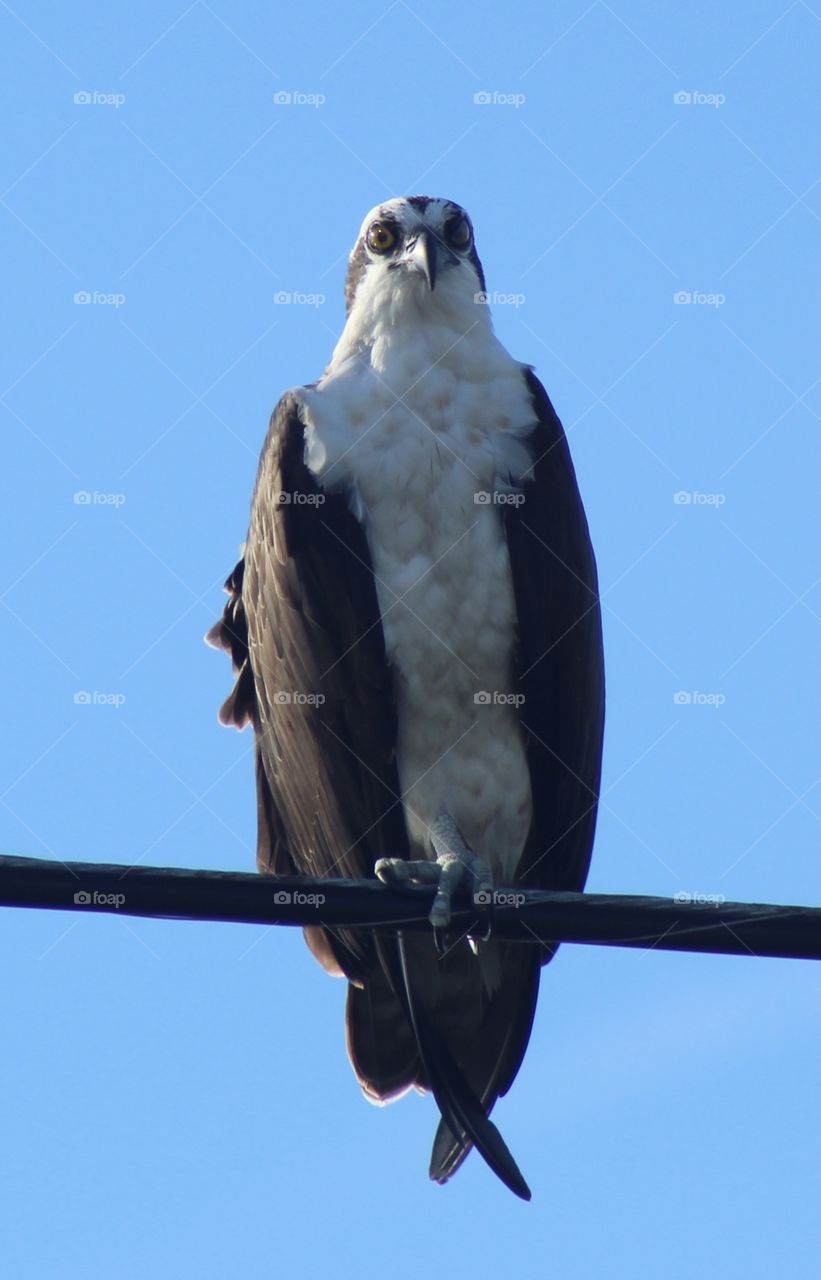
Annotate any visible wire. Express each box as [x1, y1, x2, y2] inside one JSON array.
[[1, 854, 818, 961]]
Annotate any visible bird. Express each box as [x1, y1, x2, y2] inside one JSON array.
[[208, 195, 604, 1200]]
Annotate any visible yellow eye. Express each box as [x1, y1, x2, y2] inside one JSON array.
[[446, 217, 471, 250], [367, 222, 397, 253]]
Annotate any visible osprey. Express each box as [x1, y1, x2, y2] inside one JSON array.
[[209, 195, 604, 1199]]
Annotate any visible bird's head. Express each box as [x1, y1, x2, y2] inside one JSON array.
[[343, 195, 487, 321]]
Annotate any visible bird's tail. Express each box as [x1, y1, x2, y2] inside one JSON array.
[[346, 930, 542, 1198], [394, 931, 533, 1201], [424, 946, 541, 1186]]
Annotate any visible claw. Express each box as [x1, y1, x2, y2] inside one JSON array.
[[433, 926, 450, 957], [375, 856, 410, 885]]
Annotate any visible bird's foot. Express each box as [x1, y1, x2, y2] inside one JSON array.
[[375, 813, 493, 937]]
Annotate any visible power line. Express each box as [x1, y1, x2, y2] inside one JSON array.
[[1, 854, 818, 961]]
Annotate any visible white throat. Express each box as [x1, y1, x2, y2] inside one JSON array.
[[326, 260, 493, 381]]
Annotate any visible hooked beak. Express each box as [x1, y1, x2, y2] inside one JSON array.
[[409, 228, 442, 291]]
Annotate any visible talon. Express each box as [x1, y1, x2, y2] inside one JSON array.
[[468, 916, 493, 948], [433, 926, 451, 957], [375, 857, 409, 885]]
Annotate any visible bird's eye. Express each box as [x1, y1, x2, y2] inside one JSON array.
[[367, 222, 397, 254], [446, 217, 471, 250]]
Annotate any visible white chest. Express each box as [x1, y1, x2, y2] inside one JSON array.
[[296, 324, 537, 879]]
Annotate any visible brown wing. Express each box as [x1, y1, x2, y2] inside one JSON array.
[[508, 369, 605, 897], [208, 391, 411, 981]]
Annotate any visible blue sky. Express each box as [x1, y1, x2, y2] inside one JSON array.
[[0, 2, 818, 1276]]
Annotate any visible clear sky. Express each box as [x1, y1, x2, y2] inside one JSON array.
[[1, 2, 818, 1277]]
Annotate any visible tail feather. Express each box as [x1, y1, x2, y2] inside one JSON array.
[[428, 938, 542, 1186], [345, 928, 541, 1199], [430, 1115, 473, 1184], [396, 931, 532, 1201]]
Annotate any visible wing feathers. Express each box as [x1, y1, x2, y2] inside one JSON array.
[[206, 559, 257, 730], [508, 369, 605, 899]]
